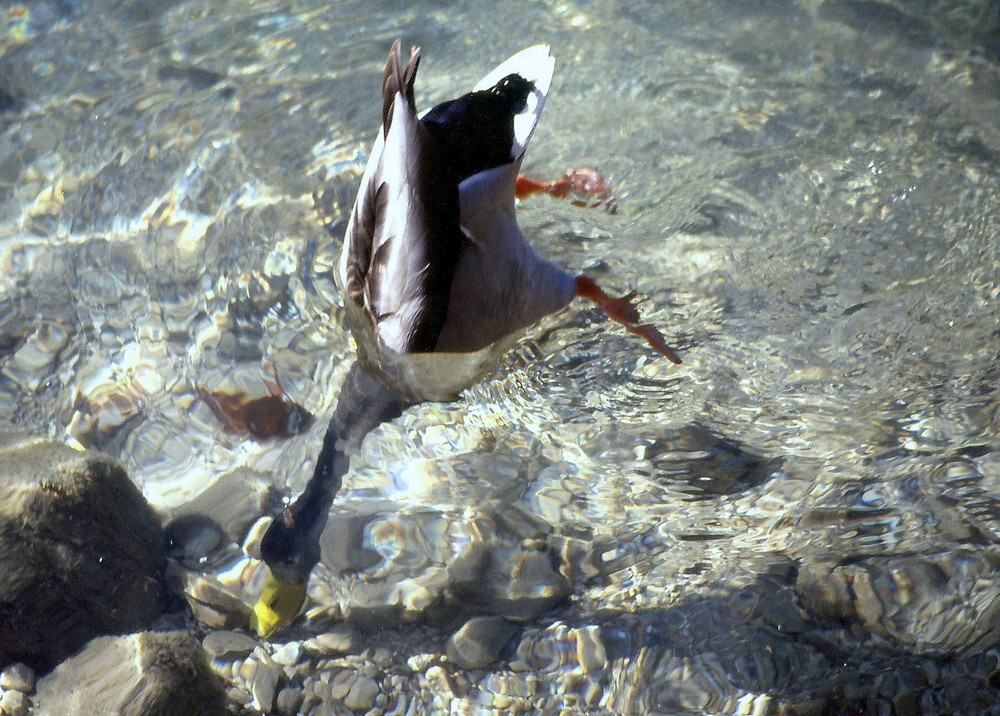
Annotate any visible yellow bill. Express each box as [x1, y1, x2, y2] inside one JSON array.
[[250, 568, 307, 638]]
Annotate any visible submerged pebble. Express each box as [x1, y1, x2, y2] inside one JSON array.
[[446, 616, 518, 669], [343, 673, 380, 712], [249, 658, 282, 713], [304, 625, 361, 655], [202, 630, 257, 660], [275, 685, 304, 716], [0, 690, 29, 716], [0, 664, 34, 694]]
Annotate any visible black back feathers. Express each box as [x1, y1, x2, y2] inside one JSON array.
[[421, 73, 535, 180]]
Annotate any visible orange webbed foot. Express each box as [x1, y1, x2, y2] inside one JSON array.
[[575, 276, 683, 364], [516, 167, 613, 208], [197, 377, 314, 440], [197, 386, 253, 434]]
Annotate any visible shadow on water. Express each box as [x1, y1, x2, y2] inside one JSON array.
[[639, 423, 782, 498], [577, 565, 1000, 715]]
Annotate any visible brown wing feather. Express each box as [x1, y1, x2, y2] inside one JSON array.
[[344, 40, 464, 354], [345, 41, 418, 305]]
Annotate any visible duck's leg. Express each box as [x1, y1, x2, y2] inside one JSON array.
[[516, 167, 612, 207], [575, 275, 683, 364], [252, 362, 410, 636]]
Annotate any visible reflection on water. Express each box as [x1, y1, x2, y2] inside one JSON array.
[[3, 0, 1000, 711]]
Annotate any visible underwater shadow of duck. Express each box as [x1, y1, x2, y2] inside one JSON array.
[[523, 560, 1000, 715]]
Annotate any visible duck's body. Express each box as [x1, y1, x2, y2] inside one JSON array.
[[253, 41, 681, 636], [339, 42, 577, 401]]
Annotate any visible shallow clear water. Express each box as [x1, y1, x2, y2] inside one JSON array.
[[3, 0, 1000, 712]]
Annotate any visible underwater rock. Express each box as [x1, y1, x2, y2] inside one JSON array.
[[573, 624, 609, 675], [201, 630, 257, 661], [245, 655, 282, 713], [0, 663, 34, 693], [307, 505, 570, 630], [796, 550, 1000, 654], [33, 632, 225, 716], [446, 615, 519, 669], [0, 662, 34, 716], [274, 684, 304, 716], [167, 466, 279, 546], [165, 560, 255, 630], [449, 543, 571, 622], [302, 624, 360, 655], [342, 673, 380, 712], [0, 435, 165, 670], [818, 0, 935, 47], [0, 690, 29, 716]]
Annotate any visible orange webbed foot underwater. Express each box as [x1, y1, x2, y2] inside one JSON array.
[[197, 376, 313, 440], [516, 166, 613, 207], [575, 275, 683, 364]]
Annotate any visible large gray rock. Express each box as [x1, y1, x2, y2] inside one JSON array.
[[34, 631, 225, 716], [0, 435, 166, 670]]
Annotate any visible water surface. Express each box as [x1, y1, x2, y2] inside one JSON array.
[[3, 0, 1000, 712]]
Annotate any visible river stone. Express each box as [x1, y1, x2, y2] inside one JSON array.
[[0, 435, 165, 670], [446, 616, 518, 669], [796, 550, 1000, 654], [33, 631, 225, 716], [343, 673, 379, 712], [449, 544, 571, 621], [165, 561, 252, 630], [303, 624, 360, 655], [248, 657, 282, 713], [275, 685, 304, 716], [271, 640, 302, 666], [574, 625, 608, 675], [202, 630, 257, 660], [0, 663, 34, 692], [0, 689, 28, 716], [163, 514, 226, 565]]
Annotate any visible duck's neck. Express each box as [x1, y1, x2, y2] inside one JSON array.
[[260, 362, 410, 583]]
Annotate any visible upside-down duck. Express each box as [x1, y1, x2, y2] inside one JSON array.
[[252, 40, 681, 636]]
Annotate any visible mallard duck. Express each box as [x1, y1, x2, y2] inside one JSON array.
[[252, 40, 681, 636]]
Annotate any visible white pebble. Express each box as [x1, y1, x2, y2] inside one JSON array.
[[0, 664, 34, 693], [0, 689, 29, 716], [272, 641, 302, 666]]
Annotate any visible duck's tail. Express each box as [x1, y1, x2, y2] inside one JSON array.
[[382, 39, 420, 137]]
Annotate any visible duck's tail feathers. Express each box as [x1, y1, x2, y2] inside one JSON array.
[[382, 39, 421, 137]]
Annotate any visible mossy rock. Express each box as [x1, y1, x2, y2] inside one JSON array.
[[0, 435, 166, 670]]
